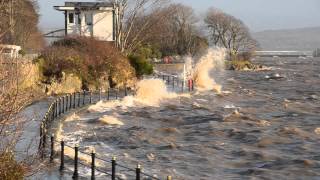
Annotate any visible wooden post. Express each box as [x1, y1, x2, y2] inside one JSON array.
[[99, 88, 101, 101], [50, 134, 54, 163], [55, 100, 58, 118], [66, 94, 68, 111], [73, 92, 76, 109], [111, 156, 116, 180], [69, 93, 72, 109], [172, 77, 175, 89], [89, 91, 92, 104], [78, 92, 81, 107], [62, 96, 65, 113], [107, 88, 110, 100], [83, 90, 85, 105], [136, 164, 141, 180], [73, 145, 79, 179], [91, 151, 95, 180], [59, 98, 61, 115], [60, 141, 64, 171], [181, 81, 184, 92], [124, 86, 128, 96]]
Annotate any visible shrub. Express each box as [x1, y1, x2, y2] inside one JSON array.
[[0, 152, 25, 180], [128, 55, 153, 77], [36, 36, 136, 91]]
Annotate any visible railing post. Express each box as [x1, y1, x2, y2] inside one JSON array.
[[172, 77, 175, 89], [55, 100, 58, 117], [91, 151, 95, 180], [167, 76, 170, 84], [42, 120, 46, 156], [62, 96, 65, 113], [83, 90, 86, 105], [136, 164, 141, 180], [181, 80, 184, 93], [50, 134, 55, 163], [78, 92, 81, 107], [112, 156, 116, 180], [60, 141, 64, 171], [66, 94, 68, 111], [59, 98, 61, 115], [73, 92, 76, 109], [70, 93, 72, 109], [124, 86, 128, 96], [192, 80, 194, 91], [89, 91, 92, 104], [107, 88, 110, 100], [162, 75, 165, 81], [73, 145, 79, 179], [99, 88, 102, 101]]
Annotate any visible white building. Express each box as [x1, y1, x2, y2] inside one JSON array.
[[54, 2, 119, 41]]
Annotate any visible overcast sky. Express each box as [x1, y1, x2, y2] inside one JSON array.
[[39, 0, 320, 32]]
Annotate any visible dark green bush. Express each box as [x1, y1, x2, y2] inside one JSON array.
[[128, 54, 153, 77]]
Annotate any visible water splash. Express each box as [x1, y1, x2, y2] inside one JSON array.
[[192, 48, 226, 93], [134, 79, 177, 106]]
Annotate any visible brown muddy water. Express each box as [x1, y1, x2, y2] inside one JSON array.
[[58, 56, 320, 180]]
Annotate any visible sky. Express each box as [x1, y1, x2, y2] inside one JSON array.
[[38, 0, 320, 33]]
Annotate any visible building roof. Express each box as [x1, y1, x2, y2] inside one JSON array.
[[64, 2, 113, 7], [54, 1, 114, 11]]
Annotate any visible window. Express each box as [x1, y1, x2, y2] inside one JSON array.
[[69, 13, 74, 23], [85, 13, 93, 25]]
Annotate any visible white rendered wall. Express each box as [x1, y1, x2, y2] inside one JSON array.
[[65, 10, 114, 41], [93, 10, 114, 41]]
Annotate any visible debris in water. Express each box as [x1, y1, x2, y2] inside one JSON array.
[[99, 115, 124, 126]]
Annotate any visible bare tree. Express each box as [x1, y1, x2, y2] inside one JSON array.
[[205, 7, 258, 59], [106, 0, 169, 53], [0, 0, 44, 51]]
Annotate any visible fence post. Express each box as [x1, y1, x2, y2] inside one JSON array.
[[124, 86, 128, 96], [107, 88, 110, 100], [89, 91, 92, 104], [78, 92, 81, 107], [42, 120, 47, 156], [167, 76, 170, 84], [73, 145, 79, 179], [55, 100, 58, 118], [62, 96, 65, 113], [60, 141, 64, 171], [50, 134, 55, 163], [181, 80, 184, 93], [91, 151, 95, 180], [136, 164, 141, 180], [167, 176, 172, 180], [58, 98, 61, 115], [115, 89, 118, 100], [99, 88, 101, 101], [112, 156, 116, 180], [73, 92, 76, 109], [162, 75, 165, 81], [83, 90, 86, 105], [66, 95, 69, 111], [192, 80, 194, 91], [172, 77, 175, 89], [69, 93, 72, 110]]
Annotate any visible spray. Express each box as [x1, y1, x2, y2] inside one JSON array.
[[192, 48, 226, 93]]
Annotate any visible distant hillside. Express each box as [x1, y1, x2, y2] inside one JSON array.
[[253, 27, 320, 51]]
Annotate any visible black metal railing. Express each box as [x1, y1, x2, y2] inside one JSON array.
[[38, 75, 195, 179]]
